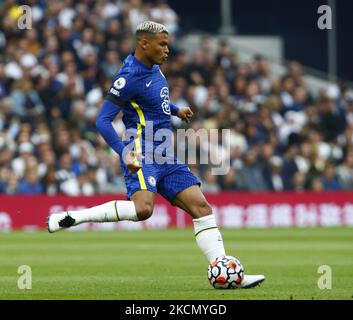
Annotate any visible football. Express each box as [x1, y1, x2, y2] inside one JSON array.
[[207, 255, 244, 289]]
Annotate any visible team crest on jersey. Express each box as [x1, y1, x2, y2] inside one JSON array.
[[160, 87, 171, 115], [148, 176, 156, 187], [113, 77, 126, 89]]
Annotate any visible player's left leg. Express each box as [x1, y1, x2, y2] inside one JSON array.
[[172, 185, 265, 288], [171, 185, 226, 263], [157, 165, 225, 263]]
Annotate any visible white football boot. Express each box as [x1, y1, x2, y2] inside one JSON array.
[[47, 212, 76, 233], [240, 274, 265, 288]]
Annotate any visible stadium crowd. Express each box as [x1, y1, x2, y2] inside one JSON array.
[[1, 0, 353, 195]]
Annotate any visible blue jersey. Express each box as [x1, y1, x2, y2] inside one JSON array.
[[96, 53, 200, 202], [106, 53, 178, 159]]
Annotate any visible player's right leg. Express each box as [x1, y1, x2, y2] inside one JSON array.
[[47, 190, 155, 233], [48, 159, 158, 233], [47, 199, 135, 233]]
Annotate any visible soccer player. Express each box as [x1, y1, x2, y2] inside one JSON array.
[[47, 21, 265, 288]]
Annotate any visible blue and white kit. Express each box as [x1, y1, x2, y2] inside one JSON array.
[[96, 53, 200, 202]]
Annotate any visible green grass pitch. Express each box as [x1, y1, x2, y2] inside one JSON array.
[[0, 227, 352, 300]]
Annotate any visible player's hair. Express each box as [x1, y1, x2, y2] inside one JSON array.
[[135, 21, 169, 40]]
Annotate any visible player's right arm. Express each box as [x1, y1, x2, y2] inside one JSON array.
[[96, 100, 142, 173], [96, 99, 125, 158], [96, 72, 142, 173]]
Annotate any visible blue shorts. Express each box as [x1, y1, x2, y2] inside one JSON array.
[[121, 161, 201, 203]]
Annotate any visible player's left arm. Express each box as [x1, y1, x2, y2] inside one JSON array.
[[170, 102, 194, 122]]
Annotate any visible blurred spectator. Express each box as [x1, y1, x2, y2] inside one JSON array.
[[281, 145, 299, 190], [100, 50, 121, 80], [311, 177, 324, 192], [318, 95, 347, 142], [17, 167, 44, 194], [337, 149, 353, 189], [10, 78, 45, 118], [3, 172, 19, 194], [219, 168, 239, 191], [11, 142, 35, 179], [263, 156, 284, 191], [150, 0, 179, 35], [42, 165, 60, 195], [236, 149, 268, 192], [291, 171, 306, 192], [201, 167, 221, 193], [128, 0, 151, 33], [320, 161, 342, 191]]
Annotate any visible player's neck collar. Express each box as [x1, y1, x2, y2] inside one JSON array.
[[131, 51, 154, 71]]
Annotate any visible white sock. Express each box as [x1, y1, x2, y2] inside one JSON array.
[[193, 214, 226, 263], [69, 200, 138, 224]]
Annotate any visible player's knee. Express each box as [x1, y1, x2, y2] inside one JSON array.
[[192, 200, 213, 218], [135, 203, 154, 221]]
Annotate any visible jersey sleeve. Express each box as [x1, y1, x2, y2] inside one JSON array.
[[96, 99, 126, 159], [106, 71, 138, 106], [169, 102, 180, 116]]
